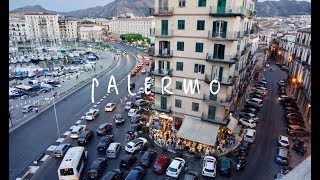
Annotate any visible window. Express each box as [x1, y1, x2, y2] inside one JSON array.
[[176, 81, 183, 90], [194, 64, 205, 74], [213, 44, 225, 59], [198, 0, 206, 7], [175, 99, 182, 108], [192, 102, 199, 111], [195, 43, 203, 52], [176, 62, 184, 71], [178, 20, 185, 30], [197, 20, 205, 30], [212, 21, 227, 38], [179, 0, 186, 7], [177, 41, 184, 51]]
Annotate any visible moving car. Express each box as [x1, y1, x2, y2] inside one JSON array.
[[88, 158, 107, 179], [119, 154, 138, 170], [53, 143, 71, 158], [105, 103, 117, 112], [96, 123, 113, 136], [218, 157, 232, 177], [78, 131, 94, 145], [97, 135, 114, 151], [239, 118, 257, 128], [125, 102, 134, 110], [130, 114, 147, 123], [127, 123, 142, 134], [70, 125, 87, 139], [135, 99, 149, 107], [277, 80, 287, 86], [202, 156, 217, 177], [275, 147, 289, 165], [152, 155, 171, 174], [243, 128, 256, 143], [106, 142, 121, 158], [114, 114, 125, 124], [140, 150, 157, 168], [85, 109, 100, 120], [166, 157, 185, 178], [102, 169, 124, 180], [128, 109, 138, 117], [125, 166, 146, 180], [278, 135, 289, 148], [125, 137, 148, 153]]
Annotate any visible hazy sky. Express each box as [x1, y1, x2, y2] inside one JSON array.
[[9, 0, 311, 12]]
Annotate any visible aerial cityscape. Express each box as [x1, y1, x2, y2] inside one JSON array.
[[9, 0, 311, 180]]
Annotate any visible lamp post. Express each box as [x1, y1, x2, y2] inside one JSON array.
[[51, 89, 60, 138]]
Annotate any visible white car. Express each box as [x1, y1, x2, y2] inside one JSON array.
[[125, 137, 148, 153], [245, 113, 259, 122], [141, 68, 146, 74], [278, 135, 290, 148], [202, 156, 217, 177], [166, 157, 185, 178], [128, 109, 138, 117], [85, 109, 100, 120], [265, 63, 270, 67], [70, 125, 87, 139], [239, 118, 257, 128], [105, 103, 116, 112], [244, 128, 256, 143]]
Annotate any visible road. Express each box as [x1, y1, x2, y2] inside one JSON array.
[[9, 43, 140, 180]]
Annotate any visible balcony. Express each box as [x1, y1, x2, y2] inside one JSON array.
[[150, 104, 171, 113], [203, 94, 232, 107], [204, 74, 235, 86], [201, 113, 229, 125], [207, 31, 238, 41], [206, 53, 237, 64], [248, 10, 256, 18], [153, 69, 173, 77], [156, 50, 173, 58], [209, 6, 246, 17], [151, 87, 172, 95], [153, 29, 174, 38], [150, 7, 174, 16]]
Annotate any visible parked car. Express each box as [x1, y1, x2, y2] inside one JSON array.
[[285, 119, 305, 128], [166, 157, 185, 178], [202, 156, 217, 178], [238, 140, 250, 152], [88, 158, 107, 179], [135, 99, 149, 107], [243, 128, 256, 143], [285, 112, 303, 120], [22, 105, 38, 113], [125, 137, 148, 153], [239, 118, 257, 128], [78, 131, 94, 145], [152, 155, 171, 174], [125, 166, 146, 180], [105, 103, 117, 112], [240, 108, 257, 115], [131, 71, 136, 76], [53, 143, 71, 158], [96, 123, 113, 135], [140, 150, 158, 168], [250, 93, 264, 100], [277, 80, 287, 86], [114, 114, 125, 124], [286, 125, 310, 136], [119, 154, 138, 170], [127, 123, 142, 135], [245, 98, 263, 108], [218, 157, 232, 177], [135, 92, 143, 99], [102, 169, 124, 180], [275, 147, 289, 165], [243, 104, 260, 111], [125, 102, 134, 110], [141, 68, 147, 74], [85, 108, 100, 120], [283, 106, 299, 112], [97, 135, 114, 151], [130, 114, 147, 123], [278, 135, 289, 148], [128, 109, 138, 117], [239, 113, 259, 123]]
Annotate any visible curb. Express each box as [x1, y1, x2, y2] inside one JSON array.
[[9, 50, 119, 133]]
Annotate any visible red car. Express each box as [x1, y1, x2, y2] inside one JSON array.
[[131, 71, 136, 76], [152, 155, 170, 174], [285, 119, 306, 128]]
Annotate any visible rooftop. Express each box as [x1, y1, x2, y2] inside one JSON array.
[[281, 156, 311, 180], [298, 27, 311, 33]]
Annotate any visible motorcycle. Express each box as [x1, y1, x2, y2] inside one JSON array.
[[236, 159, 247, 171]]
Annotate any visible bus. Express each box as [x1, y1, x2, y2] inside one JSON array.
[[57, 146, 87, 180]]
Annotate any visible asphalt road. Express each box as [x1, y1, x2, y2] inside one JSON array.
[[9, 43, 140, 180]]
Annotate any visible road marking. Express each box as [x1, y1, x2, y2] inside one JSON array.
[[69, 125, 77, 130], [117, 83, 119, 86], [97, 102, 101, 104], [16, 105, 18, 108], [56, 138, 65, 143], [29, 166, 40, 173], [40, 155, 50, 162], [75, 120, 82, 124], [63, 131, 71, 136], [46, 145, 57, 152], [92, 105, 97, 108], [20, 103, 22, 106], [103, 96, 106, 98], [100, 99, 103, 101]]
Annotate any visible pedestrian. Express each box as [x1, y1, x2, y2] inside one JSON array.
[[100, 65, 103, 69], [205, 149, 210, 156], [146, 122, 150, 134], [120, 98, 123, 105]]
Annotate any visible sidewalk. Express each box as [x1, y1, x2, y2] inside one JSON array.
[[9, 48, 117, 131]]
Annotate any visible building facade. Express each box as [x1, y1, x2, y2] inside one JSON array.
[[9, 18, 28, 43], [151, 0, 256, 146], [78, 25, 103, 42], [279, 34, 296, 65], [58, 17, 78, 40], [107, 17, 155, 38], [288, 28, 311, 124], [25, 13, 60, 41]]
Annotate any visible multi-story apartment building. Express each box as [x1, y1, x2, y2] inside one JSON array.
[[279, 34, 296, 65], [58, 16, 78, 40], [78, 24, 103, 42], [107, 17, 155, 38], [150, 0, 256, 147], [25, 13, 60, 41], [96, 19, 109, 33], [288, 28, 311, 124], [9, 18, 28, 43]]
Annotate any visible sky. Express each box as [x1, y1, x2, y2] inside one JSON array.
[[9, 0, 311, 12]]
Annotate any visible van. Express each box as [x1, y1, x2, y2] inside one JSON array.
[[245, 98, 263, 108], [70, 126, 84, 139], [106, 142, 121, 158]]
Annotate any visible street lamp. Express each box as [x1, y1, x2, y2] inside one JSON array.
[[51, 89, 60, 138]]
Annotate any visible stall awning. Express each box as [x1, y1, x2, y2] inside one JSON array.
[[227, 114, 238, 133], [176, 116, 220, 146]]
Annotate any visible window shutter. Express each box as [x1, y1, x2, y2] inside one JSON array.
[[223, 21, 227, 38], [167, 61, 170, 70], [194, 64, 198, 73], [212, 21, 217, 37], [219, 45, 225, 59], [213, 44, 218, 58], [201, 65, 205, 74]]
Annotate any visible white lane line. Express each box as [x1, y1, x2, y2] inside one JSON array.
[[75, 120, 82, 124], [92, 105, 97, 108], [117, 83, 120, 86], [63, 131, 71, 136], [103, 96, 106, 98], [56, 138, 65, 143], [40, 155, 50, 162], [97, 102, 101, 104], [46, 145, 57, 152], [100, 99, 103, 101], [29, 166, 40, 173]]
